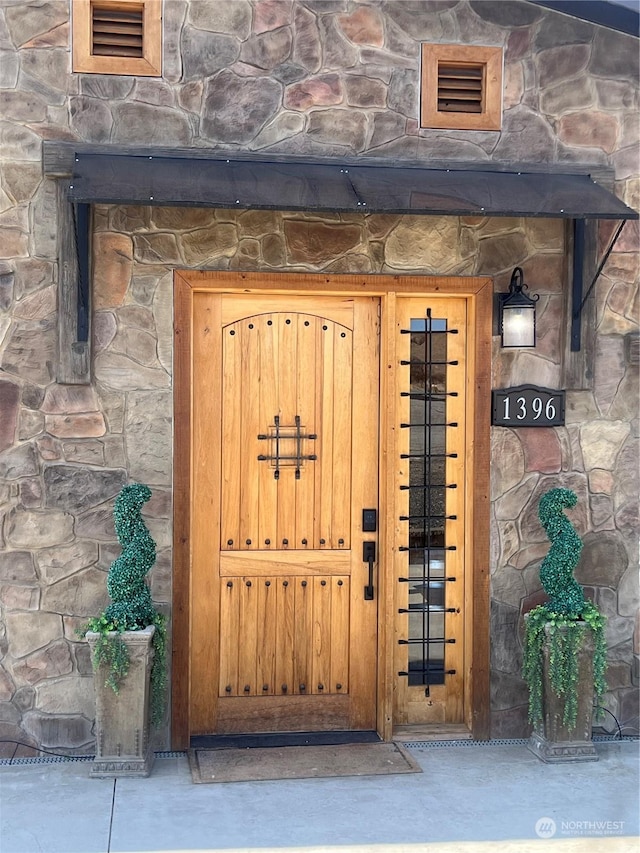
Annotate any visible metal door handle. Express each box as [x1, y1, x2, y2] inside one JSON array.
[[363, 541, 376, 600]]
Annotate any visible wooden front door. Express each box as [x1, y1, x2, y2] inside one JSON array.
[[190, 293, 380, 735]]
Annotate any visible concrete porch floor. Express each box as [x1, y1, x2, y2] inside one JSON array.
[[0, 739, 637, 853]]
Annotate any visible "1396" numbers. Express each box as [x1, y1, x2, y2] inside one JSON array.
[[491, 386, 565, 427], [502, 395, 557, 421]]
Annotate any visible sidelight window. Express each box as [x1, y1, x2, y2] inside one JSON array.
[[398, 313, 460, 690]]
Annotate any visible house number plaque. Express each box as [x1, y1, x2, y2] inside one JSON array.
[[492, 385, 565, 427]]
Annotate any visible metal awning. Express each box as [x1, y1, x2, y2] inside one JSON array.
[[49, 144, 637, 384], [66, 151, 638, 220]]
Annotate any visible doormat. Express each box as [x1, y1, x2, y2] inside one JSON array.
[[188, 742, 421, 784]]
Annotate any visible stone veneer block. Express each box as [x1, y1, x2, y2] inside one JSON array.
[[528, 626, 598, 763], [87, 626, 155, 778]]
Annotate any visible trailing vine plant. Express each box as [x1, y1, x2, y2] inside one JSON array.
[[522, 488, 607, 730], [80, 483, 167, 726]]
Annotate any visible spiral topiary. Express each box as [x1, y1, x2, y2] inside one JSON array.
[[523, 487, 606, 729], [538, 487, 585, 617], [104, 483, 157, 629], [81, 483, 166, 726]]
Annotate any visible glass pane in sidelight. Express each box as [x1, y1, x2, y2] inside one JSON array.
[[403, 314, 452, 687]]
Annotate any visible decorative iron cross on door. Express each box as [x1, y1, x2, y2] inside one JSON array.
[[257, 415, 317, 480]]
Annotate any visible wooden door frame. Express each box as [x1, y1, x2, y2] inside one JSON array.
[[172, 270, 492, 749]]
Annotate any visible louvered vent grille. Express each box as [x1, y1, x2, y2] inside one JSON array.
[[92, 5, 144, 57], [437, 64, 484, 114]]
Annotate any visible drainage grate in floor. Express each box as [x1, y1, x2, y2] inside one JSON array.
[[403, 735, 638, 750], [0, 750, 187, 767], [404, 738, 529, 749], [2, 737, 636, 766], [0, 754, 94, 766]]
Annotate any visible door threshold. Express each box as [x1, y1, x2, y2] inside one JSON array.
[[191, 730, 381, 750], [392, 724, 472, 743]]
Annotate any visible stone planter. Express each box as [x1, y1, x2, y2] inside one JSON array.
[[87, 625, 155, 777], [528, 623, 598, 763]]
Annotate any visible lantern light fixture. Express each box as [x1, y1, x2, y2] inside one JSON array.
[[499, 267, 539, 348]]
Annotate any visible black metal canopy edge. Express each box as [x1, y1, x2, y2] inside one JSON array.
[[44, 140, 633, 174], [529, 0, 640, 37], [62, 148, 638, 221]]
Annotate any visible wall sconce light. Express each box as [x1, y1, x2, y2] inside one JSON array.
[[498, 267, 539, 348]]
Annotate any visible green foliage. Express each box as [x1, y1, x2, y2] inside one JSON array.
[[79, 483, 167, 727], [538, 488, 585, 617], [83, 614, 130, 693], [522, 488, 607, 731], [104, 483, 157, 629], [149, 612, 167, 727]]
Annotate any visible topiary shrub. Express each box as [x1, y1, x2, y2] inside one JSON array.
[[81, 483, 167, 726], [522, 488, 606, 730]]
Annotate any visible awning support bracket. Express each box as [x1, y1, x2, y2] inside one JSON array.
[[57, 188, 91, 384], [73, 202, 91, 344], [571, 218, 627, 352]]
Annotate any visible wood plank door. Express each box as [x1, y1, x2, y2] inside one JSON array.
[[190, 293, 379, 735]]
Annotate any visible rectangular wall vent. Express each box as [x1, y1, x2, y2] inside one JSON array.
[[421, 44, 503, 132], [437, 64, 484, 114], [92, 4, 144, 58], [625, 332, 639, 366], [73, 0, 161, 76]]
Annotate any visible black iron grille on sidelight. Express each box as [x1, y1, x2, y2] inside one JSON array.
[[397, 311, 458, 692]]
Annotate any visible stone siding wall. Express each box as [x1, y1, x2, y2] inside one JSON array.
[[0, 0, 638, 752]]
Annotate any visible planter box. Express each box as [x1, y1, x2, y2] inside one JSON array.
[[528, 624, 598, 763], [87, 626, 155, 778]]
